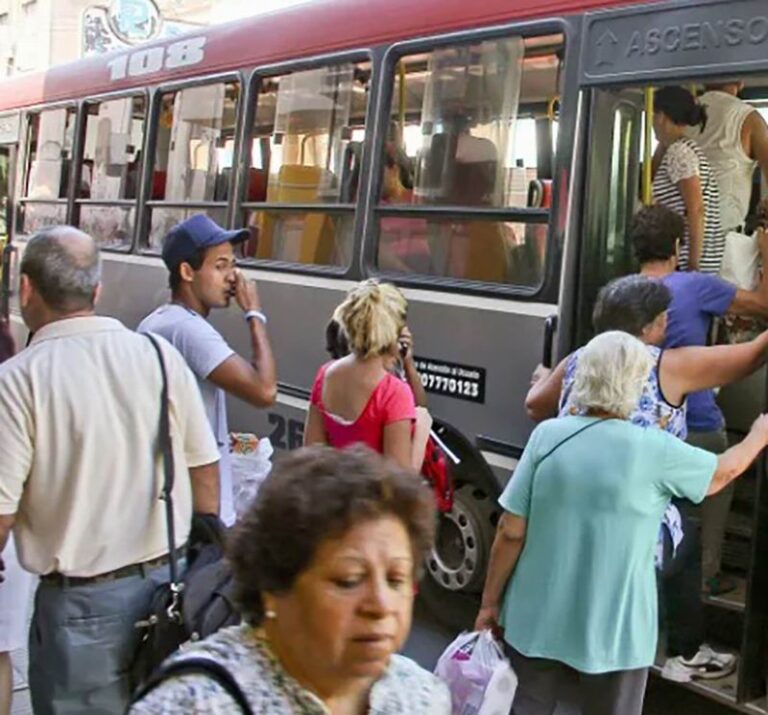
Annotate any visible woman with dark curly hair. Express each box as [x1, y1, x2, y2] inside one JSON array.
[[130, 446, 450, 714]]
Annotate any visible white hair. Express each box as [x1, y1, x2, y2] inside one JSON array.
[[570, 331, 654, 420]]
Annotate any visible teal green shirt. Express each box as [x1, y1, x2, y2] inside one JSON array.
[[499, 416, 716, 673]]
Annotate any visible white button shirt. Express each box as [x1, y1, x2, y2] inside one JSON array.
[[0, 316, 220, 577]]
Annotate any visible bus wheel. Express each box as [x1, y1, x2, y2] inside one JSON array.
[[426, 483, 498, 593]]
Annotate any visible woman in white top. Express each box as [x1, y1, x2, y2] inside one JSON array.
[[653, 86, 725, 273], [690, 82, 768, 234]]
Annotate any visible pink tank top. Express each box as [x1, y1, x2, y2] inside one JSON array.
[[310, 361, 416, 453]]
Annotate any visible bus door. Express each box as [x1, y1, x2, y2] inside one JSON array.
[[574, 1, 768, 707], [577, 80, 768, 712], [0, 113, 20, 321], [574, 86, 642, 347]]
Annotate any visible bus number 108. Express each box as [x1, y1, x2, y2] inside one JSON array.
[[106, 36, 207, 81]]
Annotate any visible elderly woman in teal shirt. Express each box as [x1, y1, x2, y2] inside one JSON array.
[[475, 331, 768, 715]]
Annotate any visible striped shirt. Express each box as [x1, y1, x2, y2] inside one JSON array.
[[653, 137, 725, 274]]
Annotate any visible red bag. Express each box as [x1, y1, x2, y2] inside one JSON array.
[[421, 434, 453, 513]]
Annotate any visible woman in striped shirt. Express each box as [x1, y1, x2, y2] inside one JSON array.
[[653, 86, 725, 274]]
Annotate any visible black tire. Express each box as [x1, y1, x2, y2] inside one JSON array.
[[417, 567, 479, 633]]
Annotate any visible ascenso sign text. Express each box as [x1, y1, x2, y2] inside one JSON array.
[[584, 0, 768, 81]]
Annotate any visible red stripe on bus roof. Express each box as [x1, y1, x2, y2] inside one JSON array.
[[0, 0, 641, 112]]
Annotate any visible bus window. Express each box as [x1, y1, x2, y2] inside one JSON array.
[[77, 95, 146, 249], [376, 34, 563, 287], [240, 61, 371, 267], [18, 107, 76, 235], [146, 81, 239, 250]]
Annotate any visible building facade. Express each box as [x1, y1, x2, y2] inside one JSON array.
[[0, 0, 220, 76]]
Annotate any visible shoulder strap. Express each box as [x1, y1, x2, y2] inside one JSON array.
[[538, 418, 608, 464], [130, 656, 254, 715], [144, 333, 180, 588]]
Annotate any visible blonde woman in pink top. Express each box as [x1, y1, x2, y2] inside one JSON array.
[[305, 279, 431, 470]]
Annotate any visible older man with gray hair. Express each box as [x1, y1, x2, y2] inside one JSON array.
[[0, 226, 220, 714]]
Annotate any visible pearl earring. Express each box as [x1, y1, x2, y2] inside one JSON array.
[[264, 609, 277, 619]]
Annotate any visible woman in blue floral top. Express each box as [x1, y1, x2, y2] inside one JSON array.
[[130, 446, 451, 714]]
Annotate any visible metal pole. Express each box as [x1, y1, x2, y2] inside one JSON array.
[[643, 87, 654, 206]]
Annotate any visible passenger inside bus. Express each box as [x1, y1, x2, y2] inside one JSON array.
[[376, 34, 562, 287], [378, 142, 431, 274], [687, 81, 768, 237], [652, 86, 725, 274]]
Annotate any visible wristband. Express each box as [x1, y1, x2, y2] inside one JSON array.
[[244, 309, 267, 325]]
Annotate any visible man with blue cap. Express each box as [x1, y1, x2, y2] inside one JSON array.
[[139, 214, 277, 526]]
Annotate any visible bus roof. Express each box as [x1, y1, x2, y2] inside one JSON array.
[[0, 0, 639, 112]]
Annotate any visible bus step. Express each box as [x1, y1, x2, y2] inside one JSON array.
[[703, 574, 747, 613]]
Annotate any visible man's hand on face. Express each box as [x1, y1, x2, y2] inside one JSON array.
[[234, 269, 262, 313]]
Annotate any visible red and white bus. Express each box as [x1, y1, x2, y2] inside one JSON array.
[[1, 0, 767, 710]]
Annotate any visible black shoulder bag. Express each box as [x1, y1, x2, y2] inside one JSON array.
[[130, 334, 241, 689], [129, 656, 254, 714]]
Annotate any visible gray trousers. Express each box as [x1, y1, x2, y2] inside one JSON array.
[[29, 562, 172, 715], [686, 428, 731, 581], [507, 647, 648, 715]]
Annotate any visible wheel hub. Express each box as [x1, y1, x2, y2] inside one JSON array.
[[426, 494, 481, 591]]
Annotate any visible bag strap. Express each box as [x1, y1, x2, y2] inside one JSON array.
[[144, 333, 181, 595], [130, 656, 254, 715], [538, 418, 609, 464]]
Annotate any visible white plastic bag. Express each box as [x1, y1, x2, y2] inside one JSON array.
[[230, 434, 273, 519], [434, 630, 517, 715], [720, 230, 759, 290]]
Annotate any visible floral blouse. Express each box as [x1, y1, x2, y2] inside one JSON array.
[[129, 625, 452, 714], [559, 345, 687, 438]]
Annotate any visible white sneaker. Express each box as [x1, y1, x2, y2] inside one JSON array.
[[661, 644, 737, 682]]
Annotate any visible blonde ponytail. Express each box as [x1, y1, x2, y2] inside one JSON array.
[[333, 279, 407, 359]]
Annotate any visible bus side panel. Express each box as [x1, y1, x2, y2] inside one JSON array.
[[95, 254, 549, 483]]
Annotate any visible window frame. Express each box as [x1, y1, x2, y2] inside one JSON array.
[[363, 19, 571, 299], [140, 70, 245, 255], [73, 87, 150, 254], [17, 100, 78, 237], [234, 49, 375, 277]]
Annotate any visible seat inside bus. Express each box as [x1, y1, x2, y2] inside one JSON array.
[[255, 164, 336, 264]]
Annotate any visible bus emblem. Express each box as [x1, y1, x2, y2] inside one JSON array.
[[108, 0, 161, 44]]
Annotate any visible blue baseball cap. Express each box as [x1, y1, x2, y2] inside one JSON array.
[[161, 214, 250, 270]]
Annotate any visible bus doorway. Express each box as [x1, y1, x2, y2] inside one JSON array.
[[576, 76, 768, 711]]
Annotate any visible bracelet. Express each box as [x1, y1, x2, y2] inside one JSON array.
[[243, 309, 267, 325]]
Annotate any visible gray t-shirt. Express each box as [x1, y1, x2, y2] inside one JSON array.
[[139, 304, 236, 525]]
